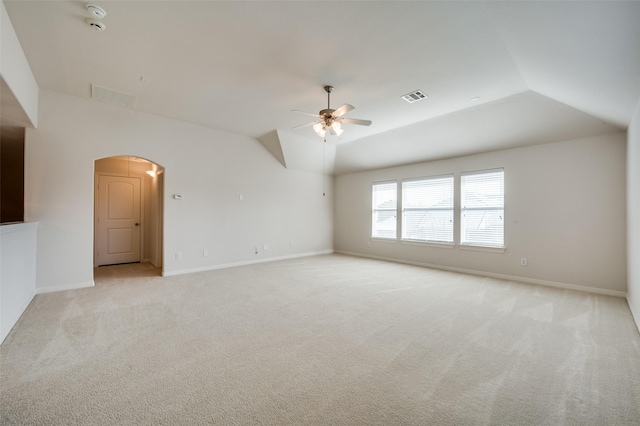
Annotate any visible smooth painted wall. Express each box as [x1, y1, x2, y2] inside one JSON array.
[[25, 90, 333, 292], [628, 99, 640, 331], [0, 222, 37, 344], [335, 133, 627, 294]]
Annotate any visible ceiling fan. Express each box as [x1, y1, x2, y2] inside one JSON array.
[[293, 85, 371, 138]]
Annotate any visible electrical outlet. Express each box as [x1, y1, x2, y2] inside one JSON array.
[[520, 258, 527, 266], [203, 250, 208, 257], [290, 241, 294, 248], [175, 252, 182, 260], [263, 244, 269, 250]]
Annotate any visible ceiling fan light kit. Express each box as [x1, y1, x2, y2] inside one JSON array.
[[294, 85, 371, 138], [312, 122, 326, 137]]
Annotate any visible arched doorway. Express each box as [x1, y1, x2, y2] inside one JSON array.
[[94, 156, 164, 272]]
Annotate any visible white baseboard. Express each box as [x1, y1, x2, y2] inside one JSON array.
[[163, 250, 335, 277], [0, 290, 36, 345], [36, 281, 95, 294], [335, 250, 627, 298]]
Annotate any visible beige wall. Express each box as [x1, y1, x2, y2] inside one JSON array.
[[26, 90, 333, 292], [628, 99, 640, 331], [335, 133, 627, 294]]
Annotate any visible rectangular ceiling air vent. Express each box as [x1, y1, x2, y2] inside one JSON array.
[[401, 90, 427, 104], [91, 84, 138, 108]]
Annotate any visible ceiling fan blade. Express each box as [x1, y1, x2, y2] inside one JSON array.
[[292, 109, 321, 118], [332, 104, 355, 118], [292, 121, 318, 129], [340, 117, 372, 126]]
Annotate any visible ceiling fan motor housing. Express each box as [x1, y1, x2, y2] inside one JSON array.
[[291, 84, 370, 137], [319, 109, 336, 127]]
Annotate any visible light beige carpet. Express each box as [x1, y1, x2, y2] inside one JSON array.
[[1, 254, 639, 425]]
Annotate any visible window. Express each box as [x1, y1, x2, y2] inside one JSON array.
[[402, 175, 454, 243], [461, 169, 504, 248], [372, 181, 397, 239]]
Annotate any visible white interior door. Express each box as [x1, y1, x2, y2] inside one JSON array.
[[96, 175, 141, 266]]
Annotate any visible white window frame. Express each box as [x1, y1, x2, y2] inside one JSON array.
[[401, 175, 454, 244], [372, 181, 398, 240], [460, 168, 505, 249]]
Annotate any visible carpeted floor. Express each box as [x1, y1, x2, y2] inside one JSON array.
[[1, 254, 639, 425]]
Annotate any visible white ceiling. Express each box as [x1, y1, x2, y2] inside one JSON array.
[[3, 1, 640, 174]]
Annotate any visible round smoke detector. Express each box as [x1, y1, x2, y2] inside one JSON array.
[[86, 4, 107, 19], [86, 18, 106, 31]]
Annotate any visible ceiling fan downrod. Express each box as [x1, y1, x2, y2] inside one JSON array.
[[320, 85, 335, 121], [324, 85, 333, 110]]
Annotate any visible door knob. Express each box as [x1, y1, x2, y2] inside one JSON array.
[[135, 223, 140, 226]]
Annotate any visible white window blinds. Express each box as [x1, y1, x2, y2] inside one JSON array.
[[402, 175, 454, 243], [372, 181, 397, 239], [461, 169, 504, 247]]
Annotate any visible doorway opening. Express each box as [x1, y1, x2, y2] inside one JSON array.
[[94, 156, 164, 274]]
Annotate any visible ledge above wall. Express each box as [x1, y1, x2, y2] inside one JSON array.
[[257, 130, 336, 175]]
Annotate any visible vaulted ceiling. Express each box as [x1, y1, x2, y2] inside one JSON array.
[[3, 1, 640, 174]]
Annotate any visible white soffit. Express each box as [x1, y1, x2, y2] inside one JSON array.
[[1, 1, 38, 128], [489, 1, 640, 127], [1, 78, 32, 127], [335, 91, 623, 175], [257, 130, 287, 169], [258, 130, 336, 175]]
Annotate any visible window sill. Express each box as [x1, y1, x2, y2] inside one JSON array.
[[459, 244, 505, 254], [370, 237, 398, 244], [401, 240, 455, 249]]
